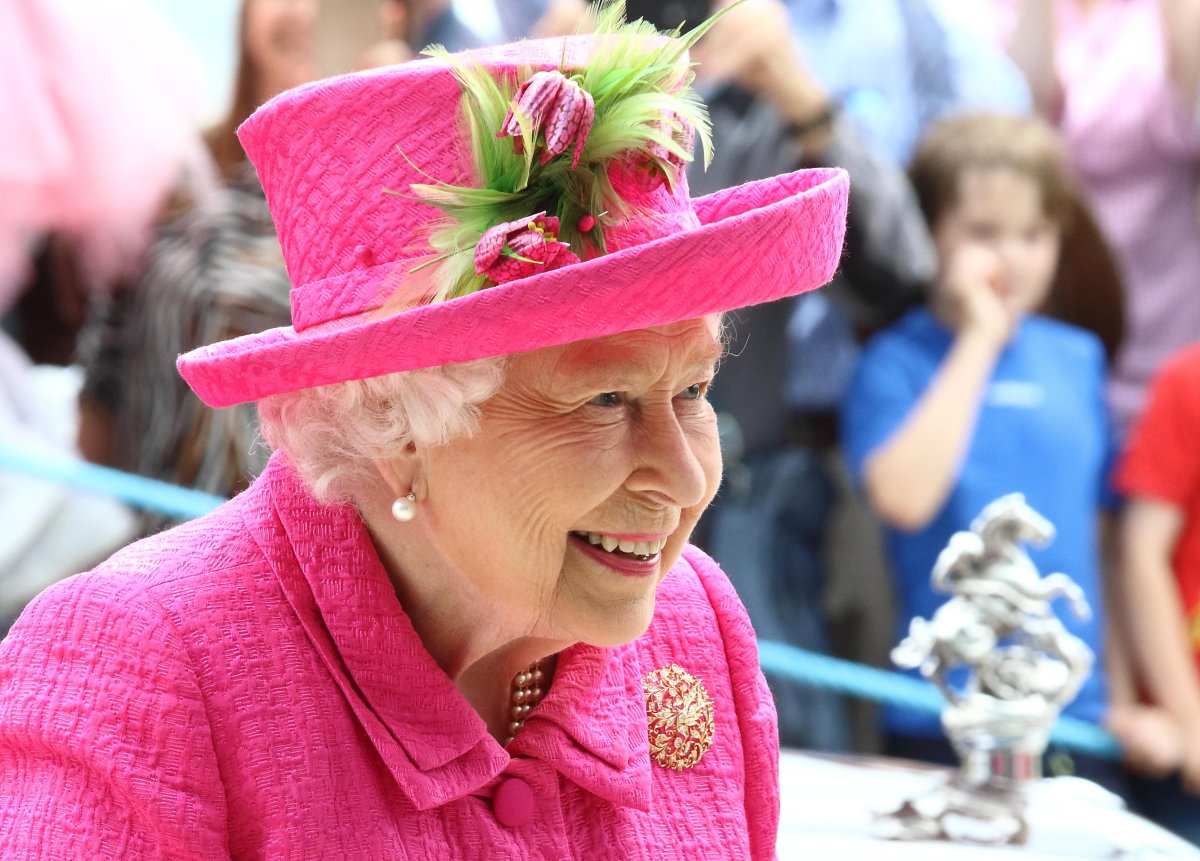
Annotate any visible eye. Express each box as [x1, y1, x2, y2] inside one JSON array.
[[679, 382, 708, 401], [589, 392, 622, 407]]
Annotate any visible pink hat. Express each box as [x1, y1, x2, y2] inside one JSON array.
[[178, 18, 848, 409]]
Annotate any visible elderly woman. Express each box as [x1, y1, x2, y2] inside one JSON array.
[[0, 8, 846, 859]]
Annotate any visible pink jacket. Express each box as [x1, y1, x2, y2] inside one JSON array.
[[0, 455, 780, 859]]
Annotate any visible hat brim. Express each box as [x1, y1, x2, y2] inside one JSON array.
[[178, 167, 847, 408]]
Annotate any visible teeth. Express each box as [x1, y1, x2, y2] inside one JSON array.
[[577, 532, 668, 557]]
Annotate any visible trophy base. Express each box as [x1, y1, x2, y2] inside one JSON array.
[[875, 699, 1053, 845], [874, 771, 1030, 844]]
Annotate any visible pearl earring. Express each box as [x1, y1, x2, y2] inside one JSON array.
[[391, 492, 417, 522]]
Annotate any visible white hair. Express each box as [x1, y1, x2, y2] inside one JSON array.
[[257, 356, 508, 504]]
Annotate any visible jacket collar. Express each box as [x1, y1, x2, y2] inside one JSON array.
[[245, 454, 650, 811], [513, 640, 651, 810]]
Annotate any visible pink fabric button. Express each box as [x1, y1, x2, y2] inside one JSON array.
[[492, 777, 534, 828]]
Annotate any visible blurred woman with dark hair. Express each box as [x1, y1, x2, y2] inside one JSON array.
[[76, 0, 319, 532]]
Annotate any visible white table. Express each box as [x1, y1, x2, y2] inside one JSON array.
[[778, 750, 1200, 859]]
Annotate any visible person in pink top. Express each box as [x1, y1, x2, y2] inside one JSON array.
[[992, 0, 1200, 434], [0, 7, 849, 859]]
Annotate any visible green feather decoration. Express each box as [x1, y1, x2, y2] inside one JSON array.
[[392, 0, 735, 303]]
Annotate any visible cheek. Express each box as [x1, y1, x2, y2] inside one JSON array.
[[454, 419, 633, 536], [1023, 240, 1060, 288], [513, 419, 630, 486], [931, 215, 971, 261], [1039, 240, 1061, 274], [701, 428, 723, 490], [685, 411, 724, 508]]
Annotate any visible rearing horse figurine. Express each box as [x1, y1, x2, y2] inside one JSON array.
[[892, 494, 1093, 707]]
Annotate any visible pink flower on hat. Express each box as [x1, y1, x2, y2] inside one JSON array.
[[619, 112, 696, 193], [498, 71, 595, 169], [627, 111, 695, 192], [652, 111, 694, 174], [474, 212, 581, 284]]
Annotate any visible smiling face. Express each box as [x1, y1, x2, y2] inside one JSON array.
[[411, 317, 723, 648]]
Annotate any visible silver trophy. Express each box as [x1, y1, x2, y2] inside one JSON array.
[[876, 494, 1095, 844]]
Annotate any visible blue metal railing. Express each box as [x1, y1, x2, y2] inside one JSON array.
[[0, 442, 1124, 759]]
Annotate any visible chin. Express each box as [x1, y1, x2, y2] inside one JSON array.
[[577, 597, 658, 649]]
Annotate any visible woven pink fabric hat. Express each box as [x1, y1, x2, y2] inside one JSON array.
[[178, 29, 848, 409]]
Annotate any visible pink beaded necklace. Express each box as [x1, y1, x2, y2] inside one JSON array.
[[503, 660, 546, 746]]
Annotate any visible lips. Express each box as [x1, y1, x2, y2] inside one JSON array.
[[568, 531, 665, 577], [569, 531, 668, 559]]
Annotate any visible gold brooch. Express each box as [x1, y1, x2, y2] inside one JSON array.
[[643, 664, 714, 770]]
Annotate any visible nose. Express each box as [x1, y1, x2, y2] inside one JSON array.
[[995, 236, 1025, 274], [624, 403, 714, 509]]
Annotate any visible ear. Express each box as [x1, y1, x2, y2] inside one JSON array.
[[371, 443, 422, 500]]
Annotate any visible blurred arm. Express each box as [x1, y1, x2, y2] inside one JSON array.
[[1104, 510, 1139, 707], [813, 120, 936, 322], [862, 326, 1002, 531], [1158, 0, 1200, 110], [700, 0, 936, 317], [1112, 497, 1200, 786], [1005, 0, 1062, 119], [860, 243, 1011, 532], [1119, 498, 1200, 724]]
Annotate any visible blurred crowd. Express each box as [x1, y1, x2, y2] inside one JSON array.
[[2, 0, 1200, 844]]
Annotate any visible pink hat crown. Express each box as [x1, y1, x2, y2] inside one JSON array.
[[240, 12, 720, 335]]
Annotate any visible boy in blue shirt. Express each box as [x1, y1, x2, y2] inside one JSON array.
[[841, 112, 1134, 791]]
